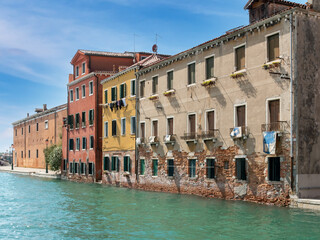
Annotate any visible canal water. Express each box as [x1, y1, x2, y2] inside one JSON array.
[[0, 173, 320, 240]]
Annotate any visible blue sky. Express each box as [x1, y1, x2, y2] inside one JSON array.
[[0, 0, 306, 152]]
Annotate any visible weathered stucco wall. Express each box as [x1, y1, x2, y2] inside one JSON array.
[[296, 13, 320, 198]]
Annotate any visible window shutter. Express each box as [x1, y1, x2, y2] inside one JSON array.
[[124, 83, 126, 98], [237, 106, 246, 127], [189, 115, 196, 134], [207, 111, 215, 131], [117, 157, 120, 172], [105, 90, 108, 104]]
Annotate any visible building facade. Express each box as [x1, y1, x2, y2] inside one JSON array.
[[133, 0, 320, 205], [12, 104, 67, 169]]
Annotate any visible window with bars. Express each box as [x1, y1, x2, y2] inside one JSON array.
[[89, 109, 94, 126], [235, 46, 245, 71], [236, 158, 246, 180], [188, 63, 196, 85], [120, 83, 127, 99], [152, 76, 158, 95], [206, 56, 214, 79], [268, 157, 280, 181], [167, 159, 174, 177], [189, 159, 196, 178], [140, 159, 145, 175], [167, 71, 173, 90], [206, 158, 215, 179], [124, 156, 131, 172], [152, 159, 158, 176], [267, 33, 279, 62]]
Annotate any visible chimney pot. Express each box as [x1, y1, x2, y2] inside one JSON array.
[[43, 104, 47, 111]]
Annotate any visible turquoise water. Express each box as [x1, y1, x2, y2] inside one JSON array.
[[0, 173, 320, 240]]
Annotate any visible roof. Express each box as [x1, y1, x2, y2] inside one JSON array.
[[79, 50, 134, 58], [244, 0, 306, 10], [12, 103, 67, 126]]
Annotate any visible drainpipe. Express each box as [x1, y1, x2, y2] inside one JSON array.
[[290, 13, 294, 191], [135, 67, 140, 183]]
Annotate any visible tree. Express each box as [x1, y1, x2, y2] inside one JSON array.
[[44, 145, 62, 171]]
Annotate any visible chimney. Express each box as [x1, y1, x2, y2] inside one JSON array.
[[43, 104, 47, 111], [309, 0, 320, 11]]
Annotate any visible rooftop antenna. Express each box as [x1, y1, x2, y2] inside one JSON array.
[[153, 33, 161, 54]]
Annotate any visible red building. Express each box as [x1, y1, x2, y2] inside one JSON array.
[[62, 50, 152, 182]]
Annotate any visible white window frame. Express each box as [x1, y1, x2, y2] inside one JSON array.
[[82, 62, 86, 75], [89, 81, 94, 96], [166, 116, 174, 135], [70, 89, 74, 102], [104, 89, 108, 104], [233, 103, 247, 127], [187, 113, 197, 134], [82, 84, 86, 98], [130, 79, 136, 97], [151, 119, 158, 136], [104, 121, 108, 138], [265, 97, 281, 124], [187, 61, 196, 87], [139, 79, 146, 99], [44, 120, 49, 130], [205, 109, 216, 131], [75, 87, 79, 101], [121, 118, 126, 136], [265, 30, 281, 63], [234, 43, 246, 72], [130, 116, 136, 135]]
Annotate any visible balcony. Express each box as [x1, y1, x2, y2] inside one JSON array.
[[149, 136, 160, 146], [261, 121, 289, 133], [163, 135, 176, 145], [229, 126, 249, 140], [181, 132, 198, 143], [136, 137, 145, 146], [200, 130, 219, 142]]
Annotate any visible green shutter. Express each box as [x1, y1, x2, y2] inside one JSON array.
[[140, 159, 145, 175], [153, 159, 158, 176], [105, 90, 108, 104], [116, 157, 120, 172]]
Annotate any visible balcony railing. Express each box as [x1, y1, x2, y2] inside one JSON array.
[[181, 132, 198, 142], [261, 121, 289, 132], [149, 136, 160, 144], [229, 126, 249, 139], [163, 135, 176, 144], [200, 130, 219, 140]]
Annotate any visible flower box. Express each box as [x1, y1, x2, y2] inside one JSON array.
[[148, 95, 159, 100], [262, 59, 281, 70], [201, 78, 217, 87], [230, 69, 246, 78], [163, 89, 176, 97]]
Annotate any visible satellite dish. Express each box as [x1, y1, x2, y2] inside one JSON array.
[[152, 44, 158, 53]]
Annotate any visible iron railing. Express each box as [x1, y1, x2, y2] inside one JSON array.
[[200, 130, 219, 139], [181, 132, 198, 141]]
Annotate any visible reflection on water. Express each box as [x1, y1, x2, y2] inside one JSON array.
[[0, 172, 319, 239]]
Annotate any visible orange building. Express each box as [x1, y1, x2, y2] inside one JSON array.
[[12, 104, 67, 169]]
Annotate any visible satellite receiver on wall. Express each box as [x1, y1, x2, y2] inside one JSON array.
[[152, 44, 158, 54]]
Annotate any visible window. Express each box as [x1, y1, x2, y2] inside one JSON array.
[[69, 139, 74, 151], [36, 149, 39, 158], [82, 84, 86, 98], [206, 110, 215, 132], [140, 122, 145, 139], [104, 90, 108, 104], [74, 162, 79, 174], [76, 87, 79, 100], [45, 121, 49, 130], [120, 83, 126, 99], [103, 156, 110, 171], [267, 33, 279, 62], [188, 114, 196, 134], [88, 162, 94, 175], [21, 127, 23, 135], [206, 158, 215, 179], [80, 162, 86, 175], [268, 157, 280, 181], [131, 79, 136, 96], [131, 117, 136, 134], [188, 63, 196, 85], [82, 137, 86, 150], [89, 81, 93, 95], [152, 159, 158, 176], [235, 105, 246, 127], [104, 122, 108, 137], [111, 156, 119, 172], [167, 159, 174, 177], [236, 158, 246, 180], [140, 81, 145, 98], [89, 136, 94, 149], [75, 66, 79, 77], [189, 159, 196, 178], [235, 45, 245, 71], [21, 151, 23, 158], [70, 90, 74, 102], [121, 118, 126, 136], [68, 115, 74, 129], [76, 138, 80, 151], [140, 159, 145, 175], [152, 76, 158, 95], [124, 156, 131, 172], [167, 71, 173, 90], [75, 113, 80, 129], [28, 150, 30, 158], [28, 125, 30, 133], [167, 117, 174, 135], [69, 162, 73, 174], [152, 120, 158, 137], [82, 62, 86, 74], [206, 56, 214, 79], [82, 112, 86, 127], [112, 120, 117, 136], [36, 123, 39, 131], [89, 109, 94, 126], [63, 159, 67, 171], [268, 99, 280, 124], [111, 86, 117, 101]]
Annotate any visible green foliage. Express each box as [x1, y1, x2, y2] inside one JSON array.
[[44, 145, 62, 171]]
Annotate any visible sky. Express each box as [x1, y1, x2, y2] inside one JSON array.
[[0, 0, 306, 152]]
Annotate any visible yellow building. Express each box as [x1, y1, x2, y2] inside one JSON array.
[[100, 54, 168, 186]]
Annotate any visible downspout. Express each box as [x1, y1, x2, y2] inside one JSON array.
[[135, 67, 140, 183], [290, 12, 294, 191]]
